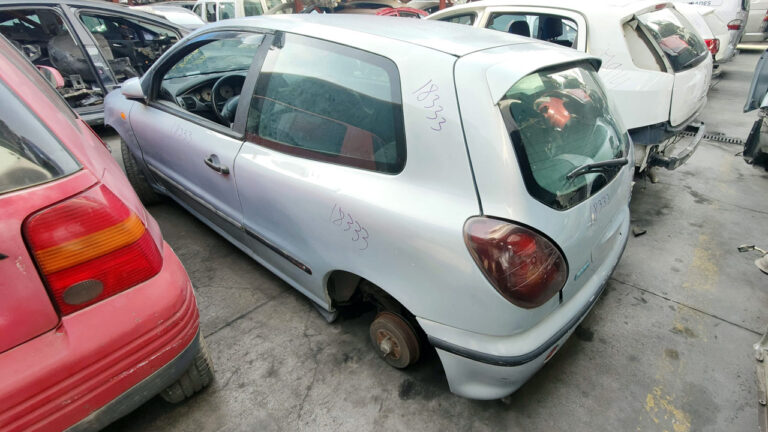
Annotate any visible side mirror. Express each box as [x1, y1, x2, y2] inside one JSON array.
[[121, 77, 146, 102]]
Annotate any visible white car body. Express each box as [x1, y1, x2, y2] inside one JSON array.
[[676, 0, 748, 56], [429, 0, 713, 171], [743, 0, 768, 42], [676, 2, 733, 63]]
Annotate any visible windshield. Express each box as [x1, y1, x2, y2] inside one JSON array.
[[165, 34, 264, 79], [638, 8, 709, 72], [499, 64, 629, 210]]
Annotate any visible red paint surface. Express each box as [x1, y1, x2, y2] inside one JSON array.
[[0, 37, 198, 431]]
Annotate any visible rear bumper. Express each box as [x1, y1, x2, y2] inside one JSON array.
[[68, 331, 203, 432], [0, 242, 199, 432], [649, 121, 706, 170], [420, 212, 629, 400]]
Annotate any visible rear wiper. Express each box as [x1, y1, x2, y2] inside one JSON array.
[[565, 157, 628, 180]]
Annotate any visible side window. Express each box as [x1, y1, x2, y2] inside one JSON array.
[[0, 81, 80, 195], [193, 3, 202, 17], [206, 3, 217, 22], [440, 13, 476, 25], [246, 33, 406, 174], [244, 0, 264, 16], [220, 3, 235, 20], [158, 33, 264, 126], [79, 12, 179, 79], [0, 8, 105, 110], [487, 13, 577, 48]]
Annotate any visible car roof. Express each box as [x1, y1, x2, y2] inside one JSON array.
[[203, 14, 532, 56], [430, 0, 674, 18]]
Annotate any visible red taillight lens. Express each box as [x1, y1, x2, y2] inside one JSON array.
[[464, 217, 568, 309], [23, 184, 163, 315], [727, 19, 742, 30], [705, 38, 720, 55]]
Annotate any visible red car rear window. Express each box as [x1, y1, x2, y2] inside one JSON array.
[[0, 81, 79, 194]]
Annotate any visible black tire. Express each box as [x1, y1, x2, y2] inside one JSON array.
[[160, 335, 215, 403], [121, 139, 162, 205]]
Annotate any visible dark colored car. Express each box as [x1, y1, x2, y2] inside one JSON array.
[[0, 0, 187, 124]]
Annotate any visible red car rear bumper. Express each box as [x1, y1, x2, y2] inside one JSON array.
[[0, 243, 200, 432]]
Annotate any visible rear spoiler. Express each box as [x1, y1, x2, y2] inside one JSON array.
[[486, 47, 601, 104]]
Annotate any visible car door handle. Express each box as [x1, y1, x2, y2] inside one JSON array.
[[204, 155, 230, 175]]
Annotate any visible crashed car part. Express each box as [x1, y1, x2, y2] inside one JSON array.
[[737, 244, 768, 274], [648, 122, 706, 170], [369, 312, 421, 369]]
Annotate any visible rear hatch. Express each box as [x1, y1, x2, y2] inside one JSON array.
[[637, 5, 712, 127], [456, 48, 633, 322], [0, 79, 82, 353]]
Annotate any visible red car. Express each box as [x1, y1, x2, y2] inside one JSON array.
[[0, 36, 212, 432]]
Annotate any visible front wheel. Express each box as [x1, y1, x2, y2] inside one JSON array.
[[121, 139, 162, 205]]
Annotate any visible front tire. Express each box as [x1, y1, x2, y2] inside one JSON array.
[[121, 139, 162, 205]]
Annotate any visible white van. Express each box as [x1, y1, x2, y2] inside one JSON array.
[[192, 0, 288, 22]]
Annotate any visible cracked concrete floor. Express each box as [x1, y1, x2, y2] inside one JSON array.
[[100, 51, 767, 432]]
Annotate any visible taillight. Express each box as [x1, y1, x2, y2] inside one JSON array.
[[23, 184, 163, 315], [464, 217, 568, 309], [705, 38, 720, 55], [728, 19, 742, 30]]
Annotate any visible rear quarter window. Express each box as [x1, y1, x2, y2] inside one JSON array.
[[246, 33, 406, 174], [498, 64, 629, 210], [0, 81, 79, 194], [638, 8, 709, 72]]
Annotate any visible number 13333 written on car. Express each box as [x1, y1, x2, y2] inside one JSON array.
[[413, 79, 447, 132], [329, 203, 369, 251]]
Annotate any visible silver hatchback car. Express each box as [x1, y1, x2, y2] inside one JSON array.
[[105, 15, 633, 400]]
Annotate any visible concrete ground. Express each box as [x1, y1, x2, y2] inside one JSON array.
[[100, 51, 768, 432]]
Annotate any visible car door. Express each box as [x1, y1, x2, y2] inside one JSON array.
[[68, 6, 182, 82], [0, 5, 108, 121], [478, 7, 587, 51], [234, 32, 407, 307], [129, 30, 269, 241]]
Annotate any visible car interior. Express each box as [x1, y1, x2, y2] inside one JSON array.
[[248, 72, 401, 171], [0, 8, 105, 109], [490, 13, 578, 48]]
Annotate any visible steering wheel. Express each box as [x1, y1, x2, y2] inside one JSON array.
[[212, 74, 245, 124]]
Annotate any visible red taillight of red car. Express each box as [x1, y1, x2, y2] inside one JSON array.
[[705, 38, 720, 55], [464, 217, 568, 309], [727, 19, 743, 30], [23, 184, 163, 315]]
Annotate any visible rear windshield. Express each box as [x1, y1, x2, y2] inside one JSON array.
[[499, 64, 629, 210], [0, 82, 79, 195], [638, 8, 709, 72]]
